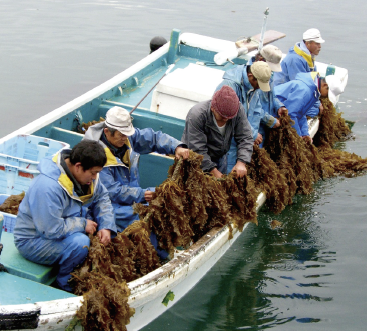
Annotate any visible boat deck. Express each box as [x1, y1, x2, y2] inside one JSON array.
[[0, 273, 75, 305]]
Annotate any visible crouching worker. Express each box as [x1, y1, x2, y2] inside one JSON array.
[[274, 72, 344, 143], [14, 140, 117, 292], [84, 106, 189, 258], [181, 85, 253, 178]]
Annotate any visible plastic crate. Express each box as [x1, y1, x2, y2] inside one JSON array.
[[0, 194, 17, 234], [0, 134, 69, 170], [0, 164, 38, 195]]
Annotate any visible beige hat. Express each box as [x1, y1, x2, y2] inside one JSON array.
[[105, 106, 135, 136], [325, 75, 345, 106], [303, 28, 325, 43], [260, 45, 282, 72], [251, 61, 271, 92]]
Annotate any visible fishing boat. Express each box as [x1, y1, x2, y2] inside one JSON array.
[[0, 28, 348, 331]]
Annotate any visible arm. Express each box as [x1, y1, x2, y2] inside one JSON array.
[[131, 128, 186, 156], [88, 178, 117, 235], [280, 89, 308, 136], [261, 111, 277, 128], [99, 166, 146, 205], [247, 91, 263, 141], [305, 100, 321, 117], [298, 114, 310, 137], [233, 104, 253, 164], [182, 108, 218, 172]]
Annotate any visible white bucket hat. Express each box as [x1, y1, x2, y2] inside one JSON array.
[[303, 28, 325, 43], [260, 45, 282, 72], [105, 106, 135, 136], [325, 75, 345, 106]]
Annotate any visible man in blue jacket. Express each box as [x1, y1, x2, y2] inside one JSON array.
[[247, 45, 288, 145], [274, 72, 321, 142], [216, 61, 277, 146], [84, 106, 189, 233], [14, 140, 117, 291], [274, 28, 325, 117]]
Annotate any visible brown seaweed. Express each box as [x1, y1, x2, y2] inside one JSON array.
[[70, 103, 366, 331], [247, 145, 290, 214], [265, 114, 323, 195], [78, 117, 105, 134], [313, 97, 352, 148], [0, 192, 25, 215]]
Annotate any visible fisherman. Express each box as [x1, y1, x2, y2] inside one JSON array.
[[215, 61, 280, 147], [13, 140, 116, 292], [274, 73, 344, 142], [247, 45, 288, 144], [83, 106, 189, 253], [274, 28, 325, 117], [181, 85, 253, 178]]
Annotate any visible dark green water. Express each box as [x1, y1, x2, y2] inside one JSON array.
[[0, 1, 366, 330]]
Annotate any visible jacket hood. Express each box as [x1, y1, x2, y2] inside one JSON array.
[[84, 121, 104, 141], [84, 121, 131, 168], [294, 72, 318, 91], [223, 64, 254, 91], [38, 151, 97, 203]]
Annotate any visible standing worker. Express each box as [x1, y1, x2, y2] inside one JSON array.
[[274, 28, 325, 117]]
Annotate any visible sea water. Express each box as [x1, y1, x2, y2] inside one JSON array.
[[0, 1, 366, 330]]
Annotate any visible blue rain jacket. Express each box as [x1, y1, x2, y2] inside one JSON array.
[[14, 151, 116, 243], [274, 72, 319, 137], [215, 64, 277, 141], [84, 123, 185, 231], [13, 150, 116, 291], [274, 42, 321, 116], [247, 56, 284, 118]]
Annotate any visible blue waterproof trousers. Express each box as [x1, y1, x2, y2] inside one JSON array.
[[15, 232, 90, 292]]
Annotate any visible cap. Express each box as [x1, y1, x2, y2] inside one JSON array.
[[260, 45, 282, 72], [251, 62, 271, 92], [303, 28, 325, 43], [211, 86, 240, 119], [325, 75, 345, 106], [105, 106, 135, 136]]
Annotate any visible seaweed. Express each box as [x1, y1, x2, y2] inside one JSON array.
[[313, 97, 367, 177], [0, 192, 25, 215], [134, 151, 258, 252], [265, 114, 323, 196], [71, 151, 259, 330], [70, 103, 367, 331], [247, 145, 290, 214], [75, 278, 134, 331], [78, 117, 105, 134], [313, 97, 352, 148]]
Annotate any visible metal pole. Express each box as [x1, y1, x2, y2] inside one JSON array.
[[258, 7, 270, 51], [129, 64, 175, 115]]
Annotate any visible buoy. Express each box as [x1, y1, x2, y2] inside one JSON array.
[[150, 36, 167, 53]]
